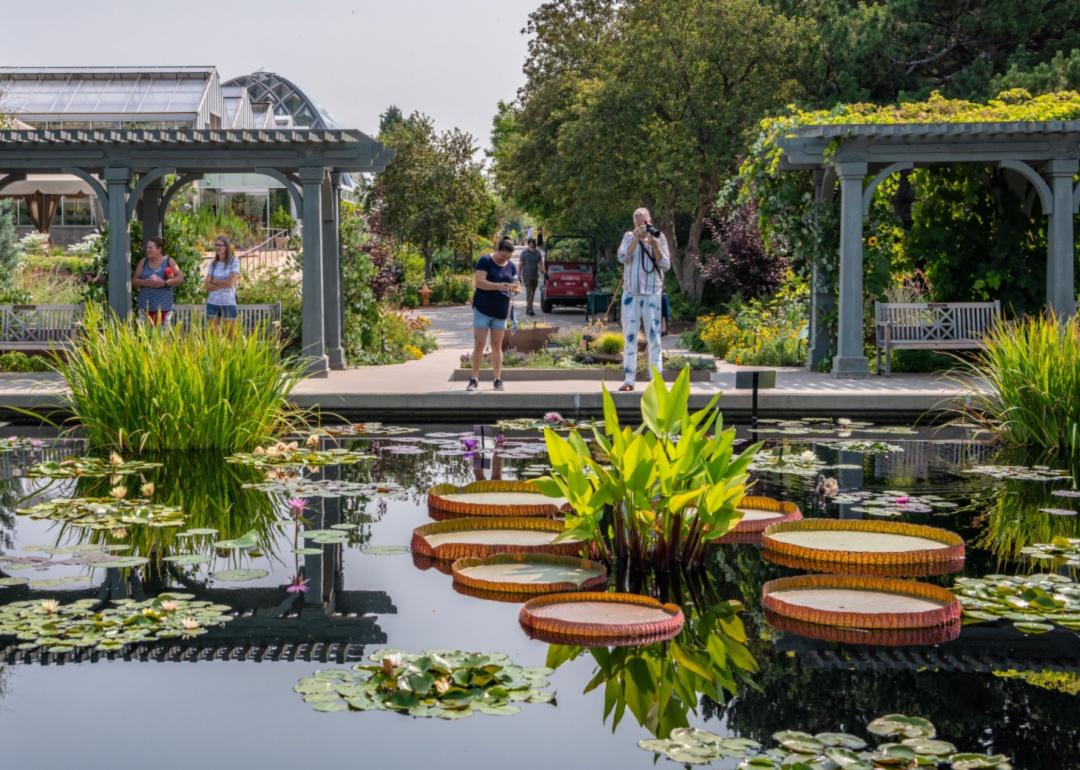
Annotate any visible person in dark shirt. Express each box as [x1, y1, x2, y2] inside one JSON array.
[[519, 238, 546, 316], [468, 237, 520, 391]]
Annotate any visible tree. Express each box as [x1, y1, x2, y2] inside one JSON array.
[[492, 0, 806, 301], [993, 48, 1080, 93], [0, 202, 18, 290], [371, 111, 492, 280]]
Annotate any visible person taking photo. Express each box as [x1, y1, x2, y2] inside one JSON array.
[[467, 237, 520, 392], [616, 207, 670, 391]]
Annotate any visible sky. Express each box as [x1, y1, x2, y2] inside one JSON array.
[[0, 0, 540, 150]]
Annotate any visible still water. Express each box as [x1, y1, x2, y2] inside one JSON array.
[[0, 425, 1076, 770]]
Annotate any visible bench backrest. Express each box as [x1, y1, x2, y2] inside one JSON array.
[[875, 301, 1000, 342], [0, 304, 83, 343], [171, 304, 281, 334]]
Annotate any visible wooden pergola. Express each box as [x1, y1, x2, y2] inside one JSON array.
[[778, 121, 1080, 376], [0, 128, 392, 374]]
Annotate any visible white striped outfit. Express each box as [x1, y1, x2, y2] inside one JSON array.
[[617, 229, 670, 386]]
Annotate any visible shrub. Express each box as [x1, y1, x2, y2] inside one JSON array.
[[236, 268, 302, 352], [697, 201, 787, 302], [429, 270, 473, 304], [20, 253, 93, 276], [270, 206, 294, 233], [16, 231, 51, 256], [957, 314, 1080, 458], [53, 305, 307, 452], [0, 351, 51, 372], [594, 332, 624, 355]]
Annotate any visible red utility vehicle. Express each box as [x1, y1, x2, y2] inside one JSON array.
[[540, 235, 596, 314]]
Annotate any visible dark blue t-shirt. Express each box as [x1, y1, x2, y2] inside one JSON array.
[[472, 254, 517, 320]]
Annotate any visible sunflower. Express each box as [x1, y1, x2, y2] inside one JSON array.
[[867, 235, 879, 247]]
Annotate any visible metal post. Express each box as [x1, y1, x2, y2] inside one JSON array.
[[751, 372, 760, 429], [104, 167, 132, 318], [831, 162, 869, 378], [299, 167, 329, 376], [322, 174, 345, 369], [1046, 159, 1078, 318]]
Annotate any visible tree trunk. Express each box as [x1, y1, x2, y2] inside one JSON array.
[[423, 244, 434, 282]]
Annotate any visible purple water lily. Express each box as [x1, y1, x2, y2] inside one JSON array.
[[288, 498, 309, 511], [287, 575, 310, 594], [462, 438, 478, 451]]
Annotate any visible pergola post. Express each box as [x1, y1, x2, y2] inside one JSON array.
[[299, 167, 329, 376], [322, 174, 345, 370], [103, 167, 132, 318], [832, 162, 869, 378], [141, 179, 164, 240], [808, 169, 834, 369], [1046, 159, 1078, 318]]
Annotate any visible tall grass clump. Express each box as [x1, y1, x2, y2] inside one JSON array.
[[958, 313, 1080, 457], [54, 306, 307, 452]]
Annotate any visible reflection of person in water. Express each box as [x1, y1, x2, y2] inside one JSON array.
[[473, 451, 503, 482]]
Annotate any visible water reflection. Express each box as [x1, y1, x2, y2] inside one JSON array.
[[546, 571, 757, 739]]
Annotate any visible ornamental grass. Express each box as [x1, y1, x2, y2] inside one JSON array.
[[53, 306, 307, 452], [957, 313, 1080, 459]]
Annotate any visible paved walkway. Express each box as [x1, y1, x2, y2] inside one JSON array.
[[0, 303, 983, 423]]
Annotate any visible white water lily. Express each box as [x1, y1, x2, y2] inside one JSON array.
[[140, 482, 155, 497], [181, 617, 200, 631], [109, 452, 124, 467], [109, 485, 128, 500], [160, 600, 178, 612], [306, 433, 320, 448], [40, 599, 61, 614]]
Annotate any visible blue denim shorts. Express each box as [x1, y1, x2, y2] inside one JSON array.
[[473, 307, 507, 331], [207, 303, 239, 320]]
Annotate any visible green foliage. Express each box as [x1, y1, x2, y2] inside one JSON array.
[[535, 369, 760, 571], [0, 202, 20, 291], [428, 270, 473, 305], [957, 314, 1080, 459], [178, 204, 259, 250], [0, 351, 50, 372], [685, 271, 808, 365], [372, 111, 494, 280], [53, 305, 307, 452], [594, 332, 624, 355], [19, 253, 92, 275], [495, 0, 806, 301], [269, 206, 294, 233], [993, 48, 1080, 94], [236, 267, 302, 352], [160, 212, 204, 305]]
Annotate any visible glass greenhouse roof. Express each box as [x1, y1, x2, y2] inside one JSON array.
[[0, 67, 214, 117]]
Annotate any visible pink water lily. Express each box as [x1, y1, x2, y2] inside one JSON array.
[[288, 498, 309, 512], [287, 575, 310, 594], [543, 412, 564, 424], [895, 495, 910, 505]]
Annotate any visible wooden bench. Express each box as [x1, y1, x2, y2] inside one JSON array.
[[171, 303, 281, 334], [0, 304, 83, 352], [874, 301, 1000, 376]]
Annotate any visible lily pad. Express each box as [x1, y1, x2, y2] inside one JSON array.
[[163, 554, 213, 566], [867, 714, 936, 739], [213, 568, 268, 582], [949, 754, 1011, 770]]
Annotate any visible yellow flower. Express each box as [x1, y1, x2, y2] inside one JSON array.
[[867, 235, 879, 247]]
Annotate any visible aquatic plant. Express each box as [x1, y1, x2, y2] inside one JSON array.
[[293, 649, 555, 717], [323, 422, 419, 436], [962, 464, 1071, 482], [827, 490, 960, 517], [27, 454, 162, 479], [750, 446, 861, 476], [537, 369, 760, 570], [0, 593, 233, 653], [17, 497, 185, 530], [640, 714, 1011, 769], [1021, 536, 1080, 566], [226, 443, 372, 469], [953, 573, 1080, 633], [53, 305, 307, 452], [956, 314, 1080, 459]]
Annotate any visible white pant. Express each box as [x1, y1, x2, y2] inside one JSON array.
[[621, 292, 663, 384]]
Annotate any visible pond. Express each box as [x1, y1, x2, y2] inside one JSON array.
[[0, 423, 1077, 770]]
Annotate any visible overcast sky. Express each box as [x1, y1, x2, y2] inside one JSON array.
[[1, 0, 539, 149]]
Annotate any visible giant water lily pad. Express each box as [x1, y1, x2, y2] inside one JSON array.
[[953, 573, 1080, 632], [411, 517, 582, 561], [293, 648, 554, 718], [428, 480, 566, 517], [451, 554, 607, 596], [519, 592, 683, 643], [17, 498, 184, 530]]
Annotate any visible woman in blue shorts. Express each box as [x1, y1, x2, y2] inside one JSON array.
[[467, 237, 519, 391], [204, 237, 240, 325]]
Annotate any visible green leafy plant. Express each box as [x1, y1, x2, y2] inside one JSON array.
[[0, 351, 51, 372], [52, 305, 307, 452], [535, 368, 760, 570], [955, 314, 1080, 458], [269, 206, 295, 233], [293, 648, 555, 717], [594, 332, 624, 355]]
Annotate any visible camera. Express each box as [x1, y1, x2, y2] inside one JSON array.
[[643, 224, 661, 237]]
